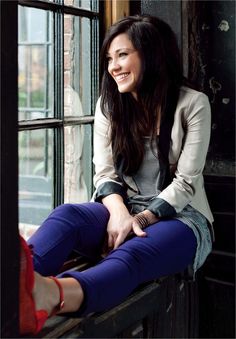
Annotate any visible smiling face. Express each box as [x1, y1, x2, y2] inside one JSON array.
[[107, 33, 142, 99]]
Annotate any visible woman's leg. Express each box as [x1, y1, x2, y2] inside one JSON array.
[[60, 219, 197, 315], [28, 202, 109, 276]]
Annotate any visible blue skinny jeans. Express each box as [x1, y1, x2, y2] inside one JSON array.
[[28, 202, 197, 316]]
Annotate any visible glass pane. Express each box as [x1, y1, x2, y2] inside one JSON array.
[[18, 6, 54, 120], [19, 129, 53, 239], [64, 16, 92, 116], [64, 124, 93, 203], [64, 0, 96, 11]]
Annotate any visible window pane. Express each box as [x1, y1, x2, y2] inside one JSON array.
[[64, 16, 91, 116], [19, 129, 53, 239], [64, 0, 96, 11], [64, 124, 93, 203], [18, 6, 53, 120]]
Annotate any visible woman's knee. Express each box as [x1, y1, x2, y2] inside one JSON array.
[[49, 203, 92, 223], [52, 203, 79, 216], [48, 202, 109, 231]]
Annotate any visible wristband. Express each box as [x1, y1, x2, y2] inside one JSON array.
[[134, 212, 149, 229]]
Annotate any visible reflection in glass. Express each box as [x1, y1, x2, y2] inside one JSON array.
[[18, 6, 53, 120], [19, 129, 53, 238], [64, 124, 92, 203], [64, 15, 91, 117]]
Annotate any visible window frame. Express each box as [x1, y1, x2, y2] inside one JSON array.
[[1, 1, 19, 336], [104, 0, 129, 30]]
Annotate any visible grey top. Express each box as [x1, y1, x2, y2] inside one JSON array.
[[128, 137, 162, 214], [127, 138, 212, 277]]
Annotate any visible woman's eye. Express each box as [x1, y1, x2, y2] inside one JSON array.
[[119, 52, 127, 57]]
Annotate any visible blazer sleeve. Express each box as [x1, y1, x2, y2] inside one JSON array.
[[147, 92, 211, 217], [92, 98, 126, 202]]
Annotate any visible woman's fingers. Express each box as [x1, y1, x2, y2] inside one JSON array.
[[108, 233, 115, 250], [107, 213, 152, 250], [113, 232, 127, 249], [108, 231, 124, 250], [132, 221, 147, 237]]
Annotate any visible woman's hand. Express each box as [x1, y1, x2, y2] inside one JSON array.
[[102, 194, 134, 250], [102, 195, 160, 250], [106, 208, 133, 250], [132, 210, 159, 236]]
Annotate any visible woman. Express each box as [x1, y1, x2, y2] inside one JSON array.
[[20, 15, 214, 335]]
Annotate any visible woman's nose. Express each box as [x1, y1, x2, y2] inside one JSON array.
[[108, 59, 121, 73]]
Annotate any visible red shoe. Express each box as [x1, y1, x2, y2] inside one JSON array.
[[19, 236, 64, 335]]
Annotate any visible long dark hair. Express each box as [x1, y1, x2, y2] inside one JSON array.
[[100, 15, 183, 176]]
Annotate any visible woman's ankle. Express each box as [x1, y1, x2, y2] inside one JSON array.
[[33, 273, 84, 315], [56, 278, 84, 313]]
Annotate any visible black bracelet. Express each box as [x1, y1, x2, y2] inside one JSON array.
[[134, 212, 149, 229]]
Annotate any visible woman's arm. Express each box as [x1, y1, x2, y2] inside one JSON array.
[[93, 98, 123, 195], [147, 91, 211, 217]]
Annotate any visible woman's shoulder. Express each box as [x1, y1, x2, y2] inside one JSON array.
[[177, 86, 211, 121], [95, 96, 110, 118], [95, 96, 106, 119], [179, 86, 210, 104]]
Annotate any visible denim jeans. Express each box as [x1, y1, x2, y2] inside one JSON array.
[[28, 202, 197, 315]]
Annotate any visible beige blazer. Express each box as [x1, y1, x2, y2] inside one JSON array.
[[93, 86, 214, 225]]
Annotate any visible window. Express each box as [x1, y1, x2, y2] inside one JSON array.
[[18, 0, 100, 239], [1, 1, 130, 336]]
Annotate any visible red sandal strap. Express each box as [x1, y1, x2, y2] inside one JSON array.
[[49, 276, 65, 314]]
